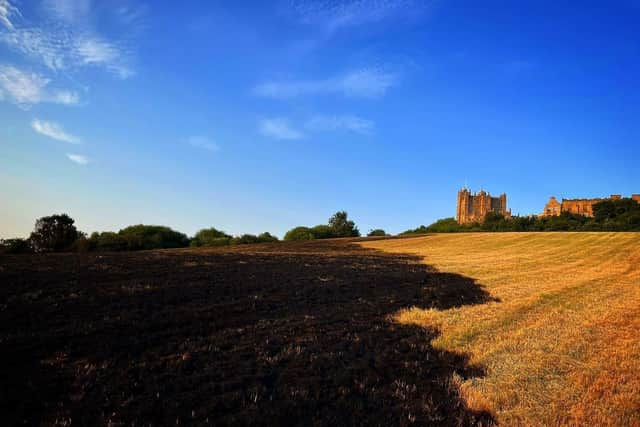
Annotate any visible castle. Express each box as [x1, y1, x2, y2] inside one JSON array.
[[456, 188, 640, 224], [541, 194, 640, 217], [456, 188, 511, 224]]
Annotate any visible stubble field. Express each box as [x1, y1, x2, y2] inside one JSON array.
[[1, 232, 639, 425], [363, 232, 640, 426]]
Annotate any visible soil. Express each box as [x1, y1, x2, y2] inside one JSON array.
[[0, 238, 495, 426]]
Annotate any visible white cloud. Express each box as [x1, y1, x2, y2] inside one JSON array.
[[290, 0, 420, 34], [52, 90, 79, 105], [0, 64, 79, 107], [253, 68, 397, 99], [188, 136, 219, 152], [0, 0, 138, 79], [43, 0, 91, 24], [32, 119, 81, 144], [67, 153, 89, 165], [0, 0, 18, 30], [259, 118, 304, 140], [75, 36, 134, 78], [305, 115, 374, 134]]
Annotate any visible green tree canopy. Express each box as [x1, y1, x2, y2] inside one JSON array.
[[191, 228, 232, 247], [284, 226, 315, 241], [310, 225, 336, 239], [29, 214, 80, 252], [328, 211, 360, 237]]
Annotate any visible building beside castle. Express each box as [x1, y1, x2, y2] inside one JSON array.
[[541, 194, 640, 217], [456, 188, 511, 224]]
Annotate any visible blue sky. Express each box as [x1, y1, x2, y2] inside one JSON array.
[[1, 0, 639, 238]]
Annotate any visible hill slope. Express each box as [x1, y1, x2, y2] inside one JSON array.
[[362, 232, 640, 426]]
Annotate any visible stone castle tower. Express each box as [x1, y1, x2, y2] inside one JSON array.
[[456, 188, 511, 224]]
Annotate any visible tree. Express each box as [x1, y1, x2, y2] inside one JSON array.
[[0, 238, 33, 254], [231, 234, 260, 245], [284, 226, 315, 241], [118, 225, 190, 250], [191, 228, 231, 247], [367, 229, 387, 237], [29, 214, 80, 252], [257, 232, 279, 243], [88, 232, 128, 251], [328, 211, 360, 237], [311, 225, 336, 239]]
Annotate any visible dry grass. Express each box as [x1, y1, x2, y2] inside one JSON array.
[[361, 232, 640, 426]]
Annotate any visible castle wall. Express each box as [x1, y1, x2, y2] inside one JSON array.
[[561, 199, 602, 217], [543, 194, 640, 218]]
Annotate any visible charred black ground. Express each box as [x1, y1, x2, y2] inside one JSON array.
[[0, 239, 496, 426]]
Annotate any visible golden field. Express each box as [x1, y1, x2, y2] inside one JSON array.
[[361, 232, 640, 426]]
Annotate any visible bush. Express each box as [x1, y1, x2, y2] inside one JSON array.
[[0, 238, 33, 254], [230, 232, 279, 245], [367, 229, 388, 237], [29, 214, 80, 252], [311, 225, 336, 239], [257, 232, 279, 243], [88, 227, 190, 252], [71, 235, 91, 253], [88, 232, 128, 251], [284, 226, 315, 241], [401, 218, 468, 234], [231, 234, 260, 245], [190, 228, 231, 247], [118, 225, 190, 250]]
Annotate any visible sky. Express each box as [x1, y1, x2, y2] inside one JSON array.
[[1, 0, 639, 239]]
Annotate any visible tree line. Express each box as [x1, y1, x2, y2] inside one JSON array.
[[401, 198, 640, 234], [0, 211, 387, 254], [3, 198, 637, 254]]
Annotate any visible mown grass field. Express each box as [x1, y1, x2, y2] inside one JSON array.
[[362, 232, 640, 426]]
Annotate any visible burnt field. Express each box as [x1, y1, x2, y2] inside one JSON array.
[[0, 238, 494, 426]]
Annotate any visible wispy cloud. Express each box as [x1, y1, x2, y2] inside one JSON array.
[[253, 68, 398, 99], [188, 136, 220, 152], [32, 119, 81, 144], [43, 0, 91, 24], [289, 0, 421, 34], [67, 153, 89, 165], [260, 115, 373, 140], [259, 118, 304, 140], [305, 115, 374, 134], [0, 0, 18, 30], [0, 64, 79, 107], [0, 0, 141, 79]]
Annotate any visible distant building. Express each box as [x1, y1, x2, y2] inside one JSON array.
[[542, 196, 562, 216], [456, 188, 511, 224], [541, 194, 640, 217]]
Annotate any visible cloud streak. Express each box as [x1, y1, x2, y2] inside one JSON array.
[[253, 68, 398, 99], [32, 119, 81, 144], [0, 0, 18, 30], [0, 0, 139, 79], [0, 64, 79, 107], [305, 115, 374, 134], [67, 153, 89, 165], [188, 136, 220, 152], [259, 118, 304, 140]]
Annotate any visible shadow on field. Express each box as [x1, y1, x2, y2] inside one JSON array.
[[0, 239, 497, 426]]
